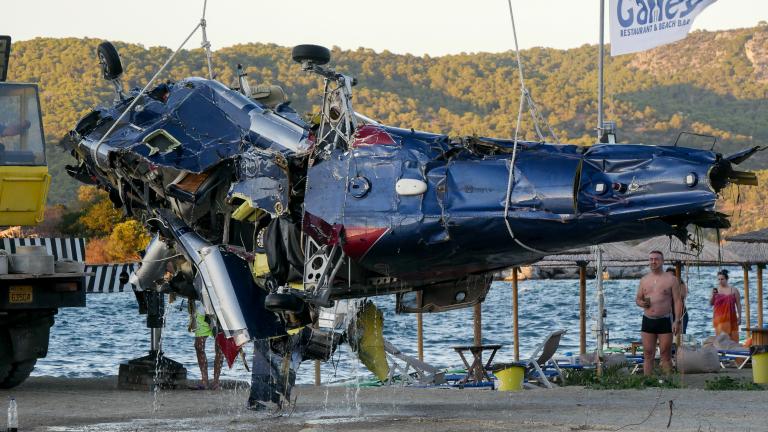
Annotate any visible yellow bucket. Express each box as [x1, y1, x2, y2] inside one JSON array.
[[753, 352, 768, 384], [495, 365, 525, 391]]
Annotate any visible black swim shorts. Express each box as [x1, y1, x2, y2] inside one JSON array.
[[641, 314, 672, 334]]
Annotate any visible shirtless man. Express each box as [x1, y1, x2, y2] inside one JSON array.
[[635, 250, 682, 375]]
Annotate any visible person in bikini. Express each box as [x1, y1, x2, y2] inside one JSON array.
[[635, 251, 683, 376]]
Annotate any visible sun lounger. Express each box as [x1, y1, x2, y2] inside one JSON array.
[[623, 354, 645, 374], [554, 363, 585, 370], [718, 349, 752, 369], [440, 370, 496, 389], [383, 340, 446, 385], [523, 329, 567, 388]]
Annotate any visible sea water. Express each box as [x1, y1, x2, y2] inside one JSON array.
[[35, 266, 758, 384]]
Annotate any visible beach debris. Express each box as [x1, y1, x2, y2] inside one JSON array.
[[6, 397, 17, 432]]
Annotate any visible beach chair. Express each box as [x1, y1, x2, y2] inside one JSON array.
[[626, 354, 645, 375], [383, 340, 446, 386], [523, 329, 567, 388], [718, 349, 752, 369]]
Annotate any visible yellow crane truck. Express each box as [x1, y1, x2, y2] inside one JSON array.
[[0, 36, 86, 388]]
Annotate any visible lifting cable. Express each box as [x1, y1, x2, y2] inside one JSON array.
[[502, 0, 555, 255], [91, 1, 214, 169], [506, 0, 559, 145]]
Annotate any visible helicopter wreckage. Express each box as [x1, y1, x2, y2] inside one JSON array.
[[64, 42, 759, 365]]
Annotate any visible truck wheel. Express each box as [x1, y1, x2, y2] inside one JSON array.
[[0, 361, 10, 385], [0, 359, 37, 389], [0, 331, 11, 384]]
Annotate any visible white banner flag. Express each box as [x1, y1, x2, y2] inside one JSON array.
[[610, 0, 717, 56]]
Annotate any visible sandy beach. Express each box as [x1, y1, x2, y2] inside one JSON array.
[[2, 371, 766, 432]]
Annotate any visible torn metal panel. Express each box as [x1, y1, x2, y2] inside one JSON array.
[[228, 148, 291, 217], [128, 234, 175, 291], [159, 209, 285, 344], [396, 274, 494, 313]]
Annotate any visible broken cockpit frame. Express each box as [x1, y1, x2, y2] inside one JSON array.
[[294, 45, 358, 153]]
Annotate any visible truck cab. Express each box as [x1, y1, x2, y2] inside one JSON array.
[[0, 82, 50, 225], [0, 35, 85, 389]]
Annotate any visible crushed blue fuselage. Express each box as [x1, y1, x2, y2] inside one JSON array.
[[66, 71, 753, 340], [303, 124, 727, 282]]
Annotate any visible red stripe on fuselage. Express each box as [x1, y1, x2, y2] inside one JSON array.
[[351, 125, 396, 147], [343, 226, 388, 260]]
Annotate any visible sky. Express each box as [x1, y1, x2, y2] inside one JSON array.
[[2, 0, 767, 56]]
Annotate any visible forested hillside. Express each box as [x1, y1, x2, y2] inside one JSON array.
[[6, 24, 767, 236]]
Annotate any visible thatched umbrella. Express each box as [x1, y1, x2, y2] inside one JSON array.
[[726, 228, 768, 244], [535, 242, 649, 268], [725, 231, 768, 330], [530, 242, 648, 355], [722, 241, 768, 264], [634, 235, 740, 265], [535, 243, 650, 278]]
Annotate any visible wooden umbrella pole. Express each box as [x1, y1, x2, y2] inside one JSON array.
[[416, 291, 424, 362], [474, 303, 482, 346], [595, 249, 604, 377], [578, 262, 587, 355], [512, 267, 520, 362], [674, 262, 682, 350], [314, 360, 321, 386], [758, 264, 764, 328], [744, 265, 751, 338], [474, 302, 482, 365]]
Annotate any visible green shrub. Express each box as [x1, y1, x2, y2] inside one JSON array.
[[563, 365, 680, 390], [704, 376, 764, 391]]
